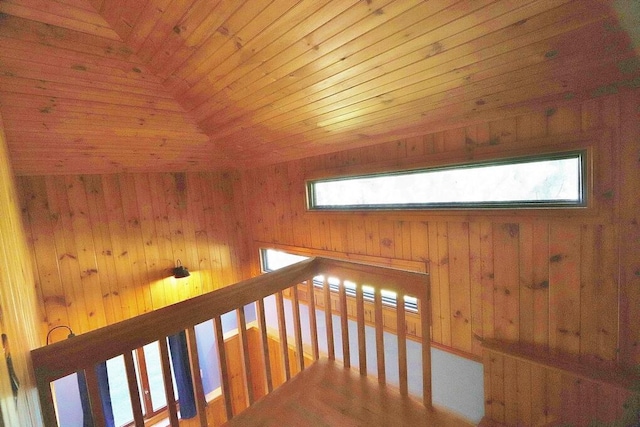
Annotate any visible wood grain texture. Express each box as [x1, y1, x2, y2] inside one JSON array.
[[17, 171, 251, 337], [0, 112, 43, 426], [0, 1, 637, 174], [224, 358, 472, 427], [0, 2, 637, 425], [241, 92, 640, 426], [482, 339, 638, 426]]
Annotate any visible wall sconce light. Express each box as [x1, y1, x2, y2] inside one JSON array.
[[173, 259, 190, 279]]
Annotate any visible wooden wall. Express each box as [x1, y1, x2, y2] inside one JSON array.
[[0, 113, 42, 426], [241, 89, 640, 425], [16, 171, 251, 341], [6, 89, 639, 426]]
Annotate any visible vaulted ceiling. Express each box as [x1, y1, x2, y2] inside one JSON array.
[[0, 0, 637, 175]]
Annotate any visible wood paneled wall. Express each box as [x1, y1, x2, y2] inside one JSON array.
[[241, 89, 640, 425], [16, 171, 251, 341], [0, 113, 42, 426]]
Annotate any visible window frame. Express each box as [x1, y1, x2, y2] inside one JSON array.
[[119, 345, 179, 427], [259, 247, 419, 313], [306, 150, 587, 212]]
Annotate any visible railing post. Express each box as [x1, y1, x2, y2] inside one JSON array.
[[123, 351, 145, 426], [397, 292, 408, 397], [35, 374, 58, 427], [186, 326, 208, 427], [275, 291, 291, 381], [84, 366, 106, 427], [256, 298, 274, 393], [374, 289, 386, 385], [323, 276, 335, 361], [307, 278, 320, 361], [291, 284, 305, 372], [356, 285, 367, 376], [421, 292, 433, 408], [237, 307, 254, 406], [158, 339, 179, 426], [214, 315, 234, 421], [338, 279, 350, 368]]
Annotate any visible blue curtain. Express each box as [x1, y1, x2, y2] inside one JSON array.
[[78, 362, 114, 427], [96, 362, 115, 427], [77, 370, 92, 427], [168, 331, 197, 419]]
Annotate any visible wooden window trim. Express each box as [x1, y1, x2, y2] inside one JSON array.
[[121, 347, 176, 427], [303, 129, 613, 224]]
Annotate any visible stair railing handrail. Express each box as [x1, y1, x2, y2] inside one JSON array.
[[31, 256, 431, 426]]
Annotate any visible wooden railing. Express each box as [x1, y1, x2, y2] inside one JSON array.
[[31, 257, 431, 426]]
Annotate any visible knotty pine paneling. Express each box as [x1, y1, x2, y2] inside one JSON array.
[[16, 171, 251, 341], [241, 90, 640, 426], [3, 1, 635, 173], [0, 113, 42, 426], [618, 89, 640, 368], [483, 352, 633, 426], [0, 12, 230, 175]]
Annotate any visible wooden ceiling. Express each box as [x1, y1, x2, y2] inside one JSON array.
[[0, 0, 637, 175]]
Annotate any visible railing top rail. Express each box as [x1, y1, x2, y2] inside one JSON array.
[[31, 257, 429, 384]]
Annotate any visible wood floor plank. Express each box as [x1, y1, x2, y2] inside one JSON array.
[[223, 359, 473, 427]]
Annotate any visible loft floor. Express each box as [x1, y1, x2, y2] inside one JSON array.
[[224, 359, 473, 427]]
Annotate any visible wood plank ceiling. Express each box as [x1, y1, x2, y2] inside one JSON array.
[[0, 0, 637, 175]]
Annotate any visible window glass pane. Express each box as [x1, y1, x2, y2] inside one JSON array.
[[132, 350, 147, 416], [52, 373, 83, 426], [143, 341, 176, 412], [309, 153, 583, 209], [262, 248, 308, 271], [261, 249, 417, 311], [106, 356, 133, 427]]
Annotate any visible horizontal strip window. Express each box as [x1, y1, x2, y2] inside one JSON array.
[[307, 151, 586, 210], [260, 248, 418, 312]]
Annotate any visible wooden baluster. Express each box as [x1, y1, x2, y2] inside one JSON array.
[[397, 292, 408, 396], [84, 366, 106, 427], [158, 339, 179, 426], [123, 351, 145, 426], [214, 316, 234, 421], [356, 285, 367, 376], [186, 326, 208, 427], [36, 376, 57, 427], [374, 289, 386, 385], [339, 280, 350, 368], [256, 298, 274, 393], [275, 290, 291, 381], [307, 278, 319, 361], [291, 284, 305, 371], [420, 294, 433, 408], [323, 276, 335, 361], [237, 307, 255, 406]]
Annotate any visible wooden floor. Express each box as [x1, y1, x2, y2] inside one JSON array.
[[224, 359, 474, 427]]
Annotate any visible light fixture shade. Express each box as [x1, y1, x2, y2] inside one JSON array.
[[173, 259, 190, 278], [173, 265, 190, 278]]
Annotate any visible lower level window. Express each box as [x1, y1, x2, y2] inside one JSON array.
[[260, 248, 418, 312]]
